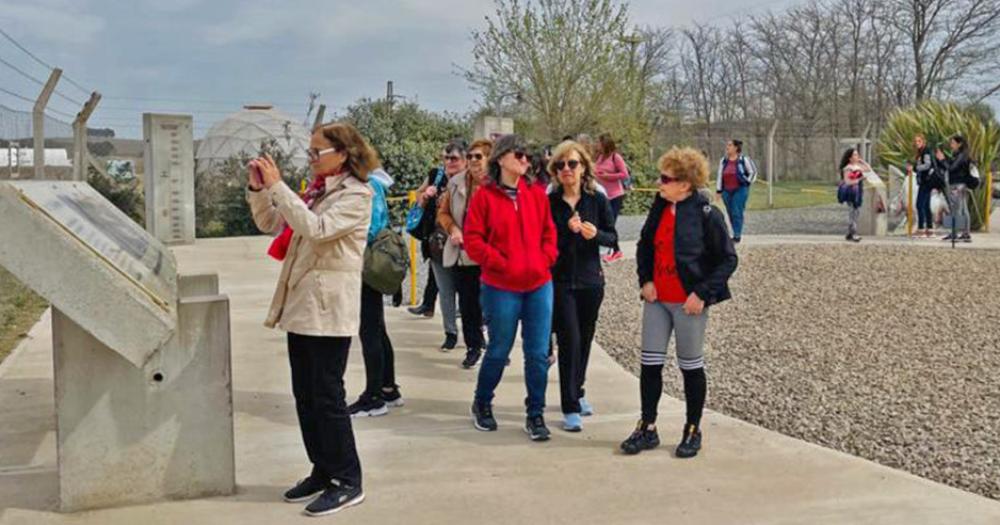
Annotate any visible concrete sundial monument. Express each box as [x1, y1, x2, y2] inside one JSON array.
[[0, 180, 234, 511]]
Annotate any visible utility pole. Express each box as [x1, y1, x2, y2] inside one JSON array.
[[386, 81, 395, 110], [34, 68, 62, 179], [303, 92, 320, 128], [312, 104, 327, 131]]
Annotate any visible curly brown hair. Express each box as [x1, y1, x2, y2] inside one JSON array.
[[315, 122, 380, 181], [657, 146, 709, 188], [548, 140, 599, 194]]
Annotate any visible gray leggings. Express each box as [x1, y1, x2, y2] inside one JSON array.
[[948, 184, 970, 235], [847, 205, 861, 235], [430, 259, 458, 335], [640, 302, 708, 370]]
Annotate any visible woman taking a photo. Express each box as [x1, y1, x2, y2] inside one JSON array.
[[464, 134, 558, 442], [547, 141, 617, 432], [247, 122, 376, 517], [437, 139, 493, 369], [621, 147, 737, 458], [936, 134, 974, 243]]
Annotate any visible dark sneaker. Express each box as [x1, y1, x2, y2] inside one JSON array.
[[441, 332, 458, 352], [847, 234, 861, 243], [381, 386, 404, 408], [471, 402, 497, 431], [304, 482, 364, 517], [407, 305, 434, 318], [283, 475, 328, 503], [733, 236, 741, 244], [942, 233, 956, 241], [348, 393, 388, 418], [524, 415, 551, 442], [620, 420, 660, 455], [675, 423, 703, 458], [461, 348, 482, 369], [959, 234, 972, 243]]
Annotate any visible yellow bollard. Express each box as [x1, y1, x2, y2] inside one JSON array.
[[987, 171, 994, 233], [906, 169, 914, 237], [408, 190, 418, 306]]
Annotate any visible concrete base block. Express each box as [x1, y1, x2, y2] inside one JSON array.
[[52, 289, 234, 512]]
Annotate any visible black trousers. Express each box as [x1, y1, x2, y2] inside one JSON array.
[[420, 264, 438, 310], [553, 284, 604, 414], [287, 332, 362, 488], [360, 283, 396, 397], [453, 265, 485, 350]]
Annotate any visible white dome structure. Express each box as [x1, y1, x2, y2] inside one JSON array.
[[195, 105, 310, 173]]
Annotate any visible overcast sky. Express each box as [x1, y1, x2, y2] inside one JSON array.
[[0, 0, 875, 138]]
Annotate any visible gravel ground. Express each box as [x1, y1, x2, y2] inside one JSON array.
[[615, 204, 851, 241], [595, 245, 1000, 500]]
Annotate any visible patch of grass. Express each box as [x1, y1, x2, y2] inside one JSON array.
[[0, 267, 48, 365], [746, 180, 837, 210]]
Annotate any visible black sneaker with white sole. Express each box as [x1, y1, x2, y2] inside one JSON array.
[[461, 348, 482, 369], [441, 332, 458, 352], [304, 483, 364, 517], [348, 392, 388, 417], [524, 415, 551, 441], [620, 420, 660, 455], [471, 402, 497, 431], [283, 475, 329, 503], [381, 386, 404, 408]]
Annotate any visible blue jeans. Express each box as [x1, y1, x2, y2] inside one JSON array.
[[916, 185, 933, 229], [721, 185, 749, 238], [475, 282, 553, 417]]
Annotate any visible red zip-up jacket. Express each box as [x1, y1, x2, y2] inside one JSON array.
[[463, 177, 558, 292]]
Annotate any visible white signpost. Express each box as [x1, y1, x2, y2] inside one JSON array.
[[143, 113, 196, 245]]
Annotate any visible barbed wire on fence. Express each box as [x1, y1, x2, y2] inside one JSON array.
[[0, 103, 73, 141]]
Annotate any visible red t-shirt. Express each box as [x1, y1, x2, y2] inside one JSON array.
[[722, 160, 741, 192], [653, 205, 688, 304]]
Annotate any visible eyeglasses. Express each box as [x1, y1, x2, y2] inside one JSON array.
[[659, 174, 680, 185], [553, 159, 581, 171], [512, 150, 527, 161], [466, 153, 484, 161], [308, 147, 338, 161], [444, 155, 463, 162]]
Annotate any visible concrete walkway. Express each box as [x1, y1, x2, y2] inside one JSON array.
[[2, 235, 1000, 524]]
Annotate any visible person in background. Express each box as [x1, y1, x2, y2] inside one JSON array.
[[437, 139, 492, 369], [547, 141, 617, 432], [621, 147, 737, 459], [715, 139, 758, 243], [594, 133, 629, 262], [908, 134, 937, 238], [839, 148, 868, 243], [247, 122, 375, 516], [464, 134, 558, 442], [936, 134, 974, 243], [349, 168, 404, 417]]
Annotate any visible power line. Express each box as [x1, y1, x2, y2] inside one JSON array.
[[0, 55, 84, 107], [0, 86, 34, 105], [0, 25, 92, 96]]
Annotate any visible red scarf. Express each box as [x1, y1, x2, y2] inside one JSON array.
[[267, 176, 329, 261]]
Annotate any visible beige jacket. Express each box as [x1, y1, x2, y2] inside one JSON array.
[[436, 171, 478, 268], [247, 174, 373, 337]]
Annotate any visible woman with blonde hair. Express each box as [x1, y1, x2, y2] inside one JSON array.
[[247, 122, 377, 516], [620, 147, 737, 459], [547, 141, 617, 432]]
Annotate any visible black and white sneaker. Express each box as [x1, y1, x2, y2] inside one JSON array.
[[441, 332, 458, 352], [381, 386, 405, 408], [524, 415, 551, 441], [348, 392, 388, 417], [461, 348, 482, 369], [959, 233, 972, 243], [620, 420, 660, 455], [675, 423, 703, 458], [303, 482, 364, 517], [471, 402, 497, 431], [283, 475, 328, 503]]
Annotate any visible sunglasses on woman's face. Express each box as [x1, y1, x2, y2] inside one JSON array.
[[308, 147, 338, 161], [466, 153, 484, 161], [511, 150, 527, 161], [444, 155, 463, 163], [553, 159, 581, 172], [660, 174, 680, 185]]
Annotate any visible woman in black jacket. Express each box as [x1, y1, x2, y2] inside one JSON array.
[[908, 134, 938, 238], [936, 134, 974, 242], [620, 147, 737, 459], [547, 140, 617, 432]]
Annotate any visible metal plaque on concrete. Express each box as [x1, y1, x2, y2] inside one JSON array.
[[0, 180, 177, 366], [143, 113, 196, 245]]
